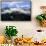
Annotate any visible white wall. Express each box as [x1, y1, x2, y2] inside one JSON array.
[[0, 0, 46, 41]]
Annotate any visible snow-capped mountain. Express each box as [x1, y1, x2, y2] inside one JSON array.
[[1, 1, 31, 14]]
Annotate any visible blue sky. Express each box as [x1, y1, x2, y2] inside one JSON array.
[[0, 1, 31, 9]]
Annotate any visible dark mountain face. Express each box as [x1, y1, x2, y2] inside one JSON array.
[[1, 11, 31, 21]]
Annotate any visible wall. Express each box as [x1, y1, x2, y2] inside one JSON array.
[[0, 0, 46, 41]]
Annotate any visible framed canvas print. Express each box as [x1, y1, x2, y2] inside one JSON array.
[[1, 1, 31, 21]]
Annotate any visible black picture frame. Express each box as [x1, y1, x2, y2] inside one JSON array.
[[1, 1, 32, 21]]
